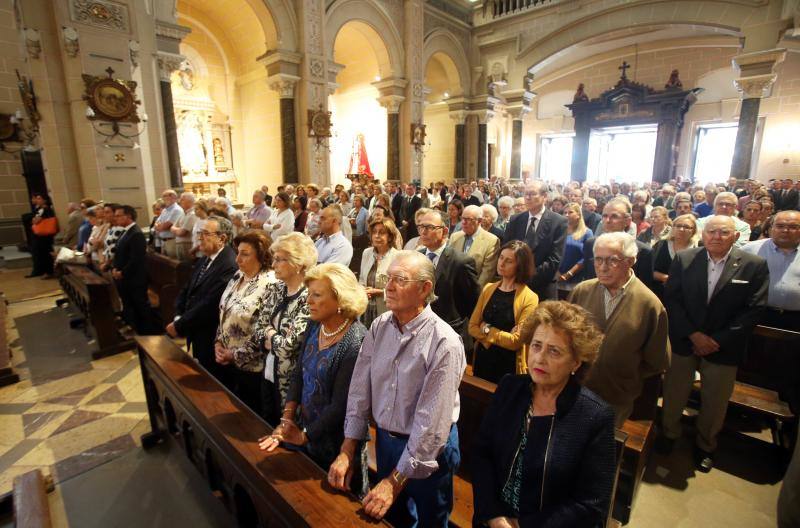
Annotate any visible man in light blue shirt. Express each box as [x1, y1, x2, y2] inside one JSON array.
[[315, 205, 353, 266], [741, 210, 800, 329], [154, 189, 184, 258]]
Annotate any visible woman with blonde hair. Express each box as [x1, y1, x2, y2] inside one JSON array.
[[652, 213, 698, 299], [637, 205, 671, 247], [557, 202, 593, 300], [238, 232, 317, 424], [472, 301, 614, 527], [259, 263, 369, 495]]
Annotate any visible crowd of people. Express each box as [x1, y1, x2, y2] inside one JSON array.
[[45, 173, 800, 527]]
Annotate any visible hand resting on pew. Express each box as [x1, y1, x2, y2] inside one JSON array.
[[259, 417, 308, 451]]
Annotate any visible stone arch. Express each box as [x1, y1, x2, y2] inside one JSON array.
[[423, 28, 470, 97], [244, 0, 297, 52], [519, 1, 749, 73], [326, 0, 404, 79]]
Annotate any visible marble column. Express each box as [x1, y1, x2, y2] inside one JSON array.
[[156, 52, 184, 189], [375, 79, 407, 182], [268, 76, 300, 183], [477, 123, 488, 181], [730, 49, 786, 180], [449, 111, 467, 182], [510, 119, 523, 181]]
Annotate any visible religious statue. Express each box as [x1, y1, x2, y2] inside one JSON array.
[[178, 60, 194, 91], [665, 69, 683, 90], [213, 137, 225, 167], [573, 83, 589, 103], [177, 111, 207, 178]]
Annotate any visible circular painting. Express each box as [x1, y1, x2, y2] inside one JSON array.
[[92, 79, 134, 120]]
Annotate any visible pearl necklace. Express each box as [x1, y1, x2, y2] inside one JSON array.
[[321, 319, 350, 338]]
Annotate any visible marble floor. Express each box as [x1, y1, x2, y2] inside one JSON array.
[[0, 265, 789, 527]]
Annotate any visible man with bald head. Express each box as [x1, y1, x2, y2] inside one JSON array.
[[658, 215, 768, 473]]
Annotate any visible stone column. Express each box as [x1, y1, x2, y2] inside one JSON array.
[[402, 0, 425, 183], [156, 51, 185, 189], [449, 111, 467, 182], [375, 79, 407, 183], [730, 49, 786, 180], [267, 73, 301, 183]]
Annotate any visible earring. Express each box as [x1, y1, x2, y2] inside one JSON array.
[[571, 371, 576, 376], [337, 307, 341, 314]]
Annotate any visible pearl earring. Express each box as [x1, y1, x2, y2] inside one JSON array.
[[337, 307, 341, 314]]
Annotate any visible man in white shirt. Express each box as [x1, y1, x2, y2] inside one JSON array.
[[155, 189, 184, 258], [314, 205, 353, 266], [171, 192, 197, 261]]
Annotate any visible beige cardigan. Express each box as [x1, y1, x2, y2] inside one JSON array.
[[468, 281, 539, 374], [569, 277, 670, 406]]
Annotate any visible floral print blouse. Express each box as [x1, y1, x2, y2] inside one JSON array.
[[217, 270, 275, 373]]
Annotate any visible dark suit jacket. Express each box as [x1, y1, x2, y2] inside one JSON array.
[[583, 237, 655, 292], [425, 246, 480, 328], [390, 193, 403, 222], [583, 210, 602, 233], [488, 224, 504, 240], [777, 189, 799, 211], [664, 247, 768, 365], [174, 245, 238, 362], [112, 224, 147, 287], [503, 208, 568, 296], [399, 194, 422, 239]]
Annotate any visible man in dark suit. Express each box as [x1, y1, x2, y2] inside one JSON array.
[[779, 178, 799, 211], [398, 183, 422, 240], [658, 215, 768, 473], [581, 197, 602, 233], [769, 179, 785, 210], [388, 182, 403, 222], [111, 205, 154, 335], [503, 181, 568, 300], [417, 208, 479, 336], [583, 198, 655, 292], [166, 216, 238, 381]]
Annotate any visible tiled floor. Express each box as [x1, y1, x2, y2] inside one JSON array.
[[0, 265, 788, 527]]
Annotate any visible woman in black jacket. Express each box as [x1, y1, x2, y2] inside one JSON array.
[[259, 263, 369, 496], [472, 300, 615, 528], [28, 192, 57, 279]]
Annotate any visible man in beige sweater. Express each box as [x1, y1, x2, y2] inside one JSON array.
[[569, 232, 670, 427]]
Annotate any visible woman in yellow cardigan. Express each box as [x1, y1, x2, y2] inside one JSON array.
[[469, 240, 539, 382]]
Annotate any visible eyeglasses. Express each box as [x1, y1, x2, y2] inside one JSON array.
[[594, 256, 626, 268], [461, 217, 479, 224], [418, 224, 444, 232], [705, 229, 733, 238], [198, 230, 220, 238], [602, 213, 628, 221], [773, 223, 800, 231], [385, 275, 427, 286]]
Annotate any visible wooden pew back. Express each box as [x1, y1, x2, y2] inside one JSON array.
[[12, 469, 52, 528], [136, 336, 387, 527], [145, 252, 193, 326]]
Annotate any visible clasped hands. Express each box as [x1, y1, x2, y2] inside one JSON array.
[[214, 342, 234, 365], [689, 331, 719, 356]]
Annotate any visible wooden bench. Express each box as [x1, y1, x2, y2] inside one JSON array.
[[11, 469, 52, 528], [135, 336, 388, 527], [145, 252, 193, 327], [690, 325, 799, 450], [58, 264, 134, 359]]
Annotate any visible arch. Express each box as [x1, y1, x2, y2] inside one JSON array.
[[423, 28, 471, 97], [178, 14, 233, 79], [241, 0, 297, 52], [520, 1, 748, 73], [326, 0, 404, 79]]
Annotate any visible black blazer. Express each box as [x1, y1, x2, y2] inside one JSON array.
[[112, 224, 147, 287], [503, 209, 568, 294], [174, 245, 238, 361], [664, 247, 769, 366], [391, 193, 403, 222], [399, 195, 422, 239], [583, 211, 602, 233], [472, 375, 616, 527], [426, 246, 480, 328], [582, 237, 655, 292]]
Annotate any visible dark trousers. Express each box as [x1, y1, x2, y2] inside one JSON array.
[[375, 424, 460, 528], [230, 368, 263, 417], [31, 235, 54, 276], [260, 378, 281, 426], [116, 281, 154, 335]]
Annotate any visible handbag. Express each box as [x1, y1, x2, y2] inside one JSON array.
[[32, 216, 59, 236]]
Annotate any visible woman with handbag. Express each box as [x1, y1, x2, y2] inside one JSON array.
[[29, 192, 59, 279]]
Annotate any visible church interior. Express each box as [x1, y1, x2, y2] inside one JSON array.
[[1, 0, 800, 526]]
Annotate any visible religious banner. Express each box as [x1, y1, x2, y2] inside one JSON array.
[[347, 133, 373, 179]]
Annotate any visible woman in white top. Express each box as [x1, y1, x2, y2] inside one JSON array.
[[263, 191, 295, 241], [214, 230, 276, 414], [304, 198, 323, 240], [358, 217, 399, 328]]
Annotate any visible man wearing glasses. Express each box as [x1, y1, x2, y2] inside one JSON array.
[[330, 251, 465, 526], [696, 192, 751, 247], [167, 216, 238, 381], [503, 181, 568, 300], [569, 232, 669, 428], [659, 215, 768, 473]]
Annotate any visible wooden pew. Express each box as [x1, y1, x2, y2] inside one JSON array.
[[135, 336, 388, 527], [145, 252, 193, 327], [12, 469, 52, 528], [58, 264, 134, 359]]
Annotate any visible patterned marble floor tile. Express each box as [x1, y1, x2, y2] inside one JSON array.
[[11, 369, 111, 403], [86, 385, 126, 405], [101, 356, 141, 385], [0, 464, 50, 497], [116, 368, 145, 400], [0, 414, 24, 446], [129, 416, 151, 447], [44, 386, 94, 406], [0, 378, 33, 400], [80, 403, 126, 414], [25, 402, 74, 414], [23, 411, 67, 437], [51, 434, 137, 484], [118, 402, 148, 414], [26, 411, 74, 440], [51, 409, 110, 437], [0, 402, 35, 414], [90, 351, 137, 372], [0, 438, 43, 473]]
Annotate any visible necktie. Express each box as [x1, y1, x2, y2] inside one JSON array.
[[196, 258, 211, 284], [463, 235, 473, 254], [526, 217, 537, 247], [427, 251, 437, 263]]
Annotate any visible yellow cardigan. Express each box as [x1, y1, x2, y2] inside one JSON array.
[[468, 281, 539, 374]]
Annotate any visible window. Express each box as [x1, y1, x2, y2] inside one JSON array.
[[692, 123, 738, 185], [538, 134, 573, 183], [586, 125, 658, 184]]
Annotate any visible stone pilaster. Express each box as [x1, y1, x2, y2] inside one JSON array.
[[375, 78, 407, 183], [402, 0, 425, 183], [262, 52, 302, 184], [156, 51, 185, 189], [449, 110, 468, 182], [730, 48, 786, 180]]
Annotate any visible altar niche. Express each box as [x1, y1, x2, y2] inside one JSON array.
[[566, 63, 702, 184]]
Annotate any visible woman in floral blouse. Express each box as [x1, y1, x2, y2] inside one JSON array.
[[235, 232, 318, 425], [214, 230, 275, 415]]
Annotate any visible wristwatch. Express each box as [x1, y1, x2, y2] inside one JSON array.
[[391, 469, 408, 487]]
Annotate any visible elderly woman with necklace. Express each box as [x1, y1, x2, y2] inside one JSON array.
[[259, 263, 369, 495], [472, 301, 615, 528]]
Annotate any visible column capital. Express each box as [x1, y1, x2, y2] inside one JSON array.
[[732, 48, 787, 98], [448, 110, 468, 125], [156, 51, 185, 82], [268, 74, 300, 99], [258, 49, 303, 78], [378, 95, 406, 114], [734, 74, 779, 99], [373, 77, 409, 98], [155, 21, 191, 54]]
